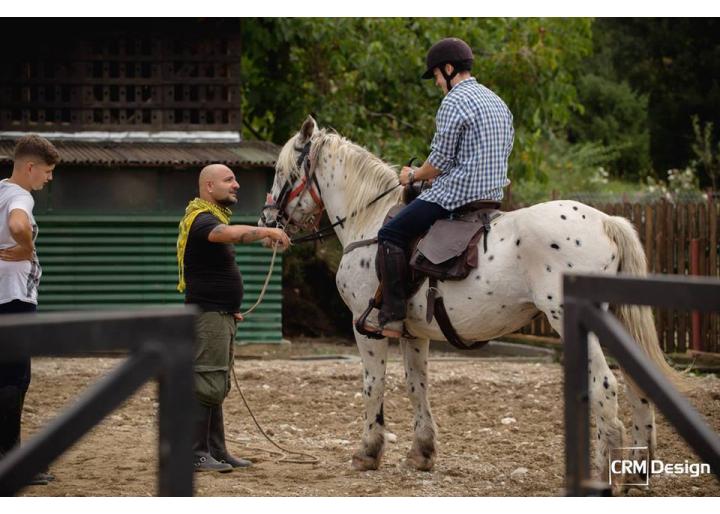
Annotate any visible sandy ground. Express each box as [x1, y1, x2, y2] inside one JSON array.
[[16, 340, 720, 497]]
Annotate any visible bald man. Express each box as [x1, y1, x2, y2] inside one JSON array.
[[177, 164, 289, 473]]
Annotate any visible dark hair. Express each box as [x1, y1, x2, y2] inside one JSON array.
[[450, 59, 473, 73], [14, 134, 60, 165]]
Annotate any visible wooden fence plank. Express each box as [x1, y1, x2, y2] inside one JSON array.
[[666, 202, 676, 351], [677, 205, 688, 352], [644, 205, 654, 271], [709, 196, 719, 352]]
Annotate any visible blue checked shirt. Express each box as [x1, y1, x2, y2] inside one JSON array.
[[419, 77, 514, 211]]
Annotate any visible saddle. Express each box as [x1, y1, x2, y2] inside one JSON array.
[[354, 187, 503, 350]]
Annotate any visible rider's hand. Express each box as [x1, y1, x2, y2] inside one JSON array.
[[399, 166, 415, 186]]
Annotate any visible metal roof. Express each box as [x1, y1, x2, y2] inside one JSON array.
[[0, 139, 280, 168]]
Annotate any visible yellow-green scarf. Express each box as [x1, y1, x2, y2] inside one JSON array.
[[176, 197, 232, 292]]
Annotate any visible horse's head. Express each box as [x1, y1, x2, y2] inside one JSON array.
[[259, 115, 325, 233]]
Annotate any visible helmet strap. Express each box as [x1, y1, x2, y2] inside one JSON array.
[[440, 64, 459, 92]]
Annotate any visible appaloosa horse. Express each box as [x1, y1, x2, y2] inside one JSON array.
[[259, 116, 682, 486]]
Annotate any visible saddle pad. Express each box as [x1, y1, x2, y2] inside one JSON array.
[[416, 219, 483, 265]]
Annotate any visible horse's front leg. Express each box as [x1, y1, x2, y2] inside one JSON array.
[[400, 337, 436, 471], [351, 331, 389, 471]]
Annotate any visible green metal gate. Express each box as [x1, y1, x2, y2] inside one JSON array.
[[34, 214, 282, 344]]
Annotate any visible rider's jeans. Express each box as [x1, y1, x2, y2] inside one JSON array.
[[378, 198, 451, 251]]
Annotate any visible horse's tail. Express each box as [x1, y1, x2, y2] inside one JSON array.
[[602, 216, 688, 391]]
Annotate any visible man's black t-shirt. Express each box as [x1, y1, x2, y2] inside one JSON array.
[[183, 212, 243, 312]]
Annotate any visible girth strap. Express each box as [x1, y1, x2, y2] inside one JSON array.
[[427, 277, 489, 350]]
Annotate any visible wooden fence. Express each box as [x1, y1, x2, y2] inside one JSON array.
[[514, 196, 719, 354]]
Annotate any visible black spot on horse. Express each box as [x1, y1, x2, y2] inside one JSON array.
[[414, 347, 420, 353], [487, 291, 493, 295], [368, 350, 374, 357], [551, 243, 560, 250], [500, 238, 504, 242], [411, 386, 415, 393], [561, 215, 567, 220], [567, 263, 573, 268], [420, 382, 425, 388], [475, 275, 481, 280], [641, 398, 648, 404], [546, 265, 552, 272], [603, 377, 609, 389], [375, 404, 384, 426], [516, 239, 521, 246], [575, 240, 581, 247], [611, 254, 616, 261], [573, 206, 578, 211], [501, 305, 506, 309], [635, 425, 639, 431], [582, 215, 586, 219], [488, 255, 494, 261], [380, 360, 384, 365], [547, 295, 553, 300], [468, 296, 472, 300]]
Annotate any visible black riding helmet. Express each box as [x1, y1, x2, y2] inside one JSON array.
[[422, 37, 474, 92]]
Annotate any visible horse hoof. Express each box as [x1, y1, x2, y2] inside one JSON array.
[[351, 452, 381, 471], [407, 451, 435, 472]]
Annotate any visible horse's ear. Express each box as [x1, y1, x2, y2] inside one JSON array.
[[299, 115, 318, 142]]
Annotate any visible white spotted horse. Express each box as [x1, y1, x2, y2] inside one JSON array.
[[259, 116, 683, 487]]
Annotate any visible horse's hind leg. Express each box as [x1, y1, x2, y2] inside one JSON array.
[[545, 311, 627, 485], [351, 332, 389, 471], [623, 376, 656, 477], [587, 334, 627, 483], [400, 337, 436, 471]]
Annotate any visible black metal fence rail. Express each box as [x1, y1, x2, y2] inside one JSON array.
[[0, 307, 197, 496], [563, 273, 720, 496]]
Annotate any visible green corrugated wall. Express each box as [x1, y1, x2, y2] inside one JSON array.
[[34, 214, 283, 344]]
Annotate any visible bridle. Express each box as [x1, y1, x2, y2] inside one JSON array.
[[262, 137, 404, 245], [261, 139, 325, 233]]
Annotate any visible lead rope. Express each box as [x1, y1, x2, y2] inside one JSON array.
[[228, 240, 319, 464]]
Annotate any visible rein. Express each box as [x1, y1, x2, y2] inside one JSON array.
[[290, 182, 401, 244]]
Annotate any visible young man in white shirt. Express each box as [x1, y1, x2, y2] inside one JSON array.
[[0, 134, 58, 485]]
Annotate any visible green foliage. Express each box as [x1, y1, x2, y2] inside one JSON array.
[[567, 74, 651, 180], [241, 18, 593, 175], [510, 134, 624, 204], [591, 18, 720, 177], [690, 115, 720, 190]]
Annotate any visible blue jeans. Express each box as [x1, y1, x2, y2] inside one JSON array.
[[378, 198, 451, 251]]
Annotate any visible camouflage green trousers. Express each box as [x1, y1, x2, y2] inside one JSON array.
[[194, 312, 236, 407]]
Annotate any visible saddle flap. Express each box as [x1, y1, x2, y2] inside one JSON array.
[[416, 219, 482, 265]]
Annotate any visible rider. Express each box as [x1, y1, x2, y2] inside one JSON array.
[[365, 37, 515, 338]]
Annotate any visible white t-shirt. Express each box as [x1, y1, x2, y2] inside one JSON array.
[[0, 179, 41, 305]]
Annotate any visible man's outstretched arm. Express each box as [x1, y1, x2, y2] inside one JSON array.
[[208, 224, 290, 249]]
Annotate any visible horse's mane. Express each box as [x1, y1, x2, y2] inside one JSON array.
[[278, 129, 402, 237]]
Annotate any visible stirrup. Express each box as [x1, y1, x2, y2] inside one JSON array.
[[354, 299, 403, 339]]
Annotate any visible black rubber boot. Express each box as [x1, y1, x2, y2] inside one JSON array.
[[193, 404, 232, 473], [209, 405, 251, 468], [378, 241, 409, 330]]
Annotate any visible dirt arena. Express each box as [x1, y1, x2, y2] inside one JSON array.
[[18, 339, 720, 497]]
